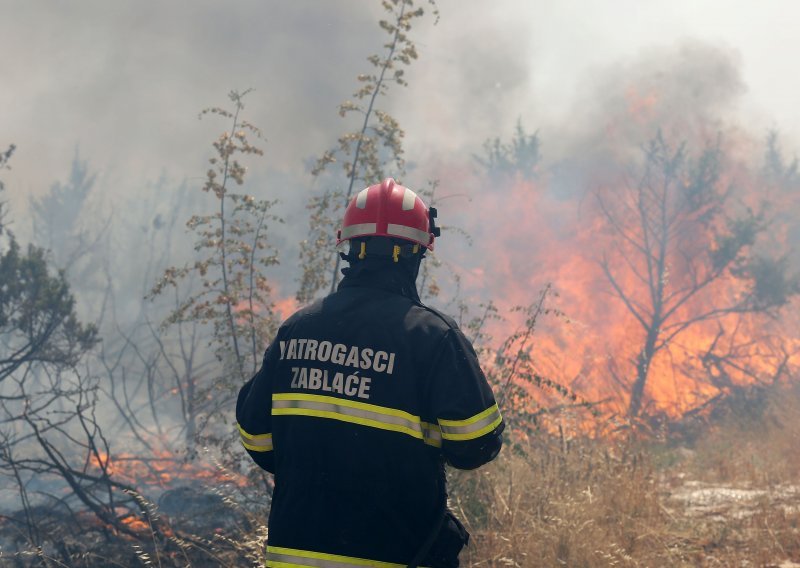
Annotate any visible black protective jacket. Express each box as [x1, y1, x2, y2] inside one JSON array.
[[236, 263, 504, 567]]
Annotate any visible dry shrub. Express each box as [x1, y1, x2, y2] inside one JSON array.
[[449, 426, 669, 567], [448, 380, 800, 567], [683, 380, 800, 485]]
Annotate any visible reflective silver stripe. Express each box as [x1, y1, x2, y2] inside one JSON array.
[[271, 393, 442, 446], [273, 397, 424, 437], [439, 404, 503, 441], [355, 187, 369, 209], [401, 187, 418, 211], [267, 546, 407, 568], [240, 433, 273, 452], [422, 422, 442, 447], [386, 223, 430, 244], [238, 425, 273, 452], [340, 222, 377, 240]]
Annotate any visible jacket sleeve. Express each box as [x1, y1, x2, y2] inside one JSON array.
[[236, 348, 276, 473], [427, 328, 504, 470]]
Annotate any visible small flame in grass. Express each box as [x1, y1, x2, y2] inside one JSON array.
[[90, 448, 248, 490], [121, 516, 150, 533]]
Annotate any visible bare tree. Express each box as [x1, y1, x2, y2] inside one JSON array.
[[598, 132, 799, 418], [0, 144, 15, 233], [29, 151, 96, 265]]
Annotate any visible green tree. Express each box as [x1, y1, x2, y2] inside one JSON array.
[[0, 241, 97, 384], [0, 146, 135, 559], [763, 130, 799, 188], [28, 152, 114, 324], [474, 119, 541, 182], [29, 150, 96, 262], [0, 147, 97, 384]]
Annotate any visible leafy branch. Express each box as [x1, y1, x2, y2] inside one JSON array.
[[149, 90, 281, 409], [297, 0, 437, 302]]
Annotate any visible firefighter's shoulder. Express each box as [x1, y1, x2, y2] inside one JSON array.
[[276, 298, 324, 331], [408, 301, 460, 334]]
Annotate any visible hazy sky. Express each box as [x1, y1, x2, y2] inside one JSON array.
[[2, 1, 799, 216]]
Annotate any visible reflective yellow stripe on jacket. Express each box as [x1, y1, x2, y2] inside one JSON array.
[[266, 545, 429, 568], [438, 403, 503, 441], [271, 393, 441, 448], [238, 424, 273, 452]]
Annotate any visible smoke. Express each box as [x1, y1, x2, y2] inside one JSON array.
[[395, 6, 535, 160], [590, 41, 744, 130], [543, 41, 747, 198], [0, 1, 383, 208], [434, 39, 751, 290], [3, 4, 800, 549], [2, 4, 797, 397], [421, 37, 800, 418]]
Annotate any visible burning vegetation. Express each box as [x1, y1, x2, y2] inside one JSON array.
[[450, 44, 800, 428], [1, 2, 799, 567]]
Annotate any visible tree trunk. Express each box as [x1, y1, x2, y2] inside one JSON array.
[[628, 326, 658, 418]]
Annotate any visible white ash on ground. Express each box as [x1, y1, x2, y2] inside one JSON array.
[[665, 480, 800, 521]]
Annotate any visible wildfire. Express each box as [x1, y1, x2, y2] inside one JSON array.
[[232, 284, 299, 339], [625, 86, 659, 123], [437, 73, 800, 425]]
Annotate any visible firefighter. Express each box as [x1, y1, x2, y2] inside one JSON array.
[[236, 178, 504, 568]]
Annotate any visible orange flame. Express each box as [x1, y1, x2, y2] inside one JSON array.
[[438, 102, 800, 424], [90, 448, 247, 489]]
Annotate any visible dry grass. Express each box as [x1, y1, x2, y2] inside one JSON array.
[[454, 381, 800, 567], [450, 435, 667, 567], [657, 380, 800, 567], [680, 382, 800, 486]]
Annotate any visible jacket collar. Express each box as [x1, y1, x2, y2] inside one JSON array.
[[337, 259, 421, 302]]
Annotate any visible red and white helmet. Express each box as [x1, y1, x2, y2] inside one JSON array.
[[337, 178, 439, 250]]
